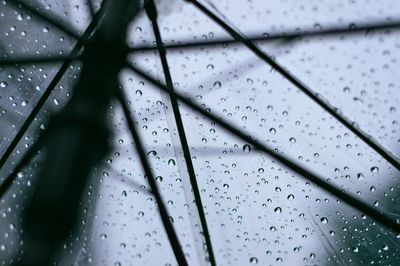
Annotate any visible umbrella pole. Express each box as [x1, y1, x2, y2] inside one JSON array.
[[15, 1, 141, 265]]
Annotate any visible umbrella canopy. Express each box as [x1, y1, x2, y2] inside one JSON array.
[[1, 0, 400, 265]]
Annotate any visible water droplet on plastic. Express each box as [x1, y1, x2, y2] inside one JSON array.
[[370, 166, 379, 173], [0, 81, 7, 88], [249, 257, 258, 264], [320, 217, 328, 224], [213, 81, 221, 88], [242, 144, 251, 153]]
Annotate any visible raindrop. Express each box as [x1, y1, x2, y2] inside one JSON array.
[[249, 257, 258, 264], [352, 247, 359, 253], [206, 64, 214, 70], [287, 194, 295, 200], [269, 128, 276, 134], [0, 81, 7, 88], [21, 100, 28, 107], [242, 144, 251, 153], [370, 166, 379, 173], [274, 207, 282, 214], [289, 137, 296, 143], [168, 159, 176, 166], [147, 150, 157, 157], [309, 22, 321, 31], [320, 217, 328, 224], [343, 86, 351, 93], [213, 81, 221, 88]]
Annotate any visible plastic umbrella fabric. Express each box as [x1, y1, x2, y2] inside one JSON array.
[[1, 0, 400, 265]]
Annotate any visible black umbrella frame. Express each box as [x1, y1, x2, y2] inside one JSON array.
[[0, 0, 400, 265]]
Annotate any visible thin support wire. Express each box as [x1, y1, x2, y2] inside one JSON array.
[[126, 62, 400, 235], [8, 0, 81, 39], [129, 21, 400, 52], [185, 0, 400, 171], [0, 54, 82, 66], [116, 87, 189, 266], [145, 1, 217, 265]]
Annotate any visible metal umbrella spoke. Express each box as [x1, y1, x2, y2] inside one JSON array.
[[145, 1, 216, 265], [125, 62, 400, 235], [116, 87, 189, 266], [184, 0, 400, 172], [0, 54, 82, 66], [0, 6, 105, 172], [130, 20, 400, 52], [8, 0, 81, 40]]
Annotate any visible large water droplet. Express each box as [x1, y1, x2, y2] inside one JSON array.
[[242, 144, 251, 153], [370, 166, 379, 173], [0, 81, 8, 88], [249, 257, 258, 264]]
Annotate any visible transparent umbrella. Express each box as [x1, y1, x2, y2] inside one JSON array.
[[1, 0, 400, 265]]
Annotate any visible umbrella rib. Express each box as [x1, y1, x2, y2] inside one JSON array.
[[0, 54, 82, 66], [0, 132, 46, 198], [185, 0, 400, 172], [145, 1, 217, 265], [8, 0, 81, 40], [0, 7, 105, 173], [129, 21, 400, 52], [125, 62, 400, 235], [116, 87, 189, 266]]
